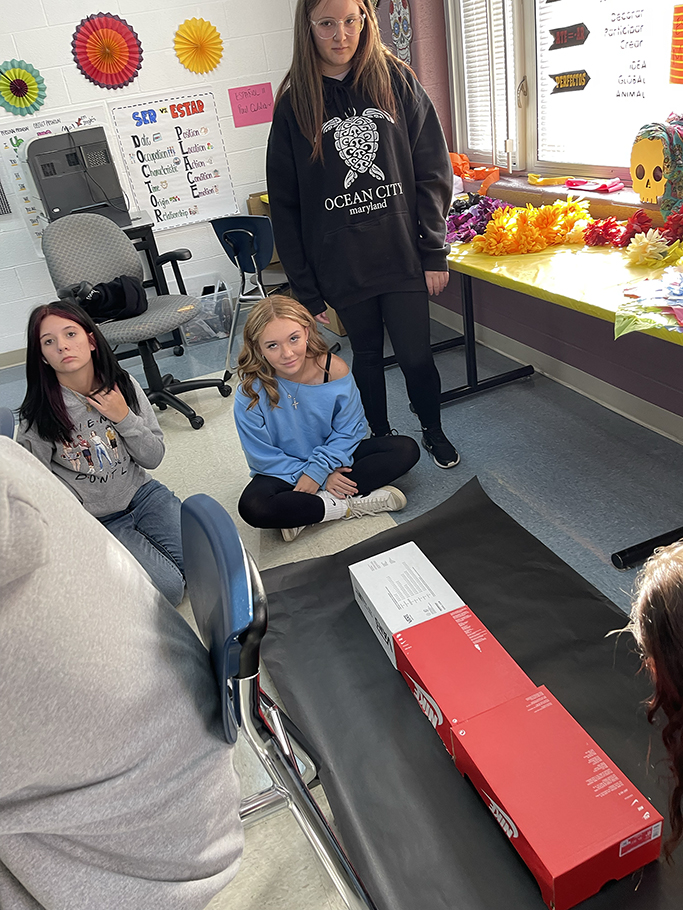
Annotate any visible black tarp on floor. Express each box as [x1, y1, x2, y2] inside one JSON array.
[[261, 477, 680, 910]]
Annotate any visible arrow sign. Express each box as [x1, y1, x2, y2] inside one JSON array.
[[550, 70, 591, 93], [549, 23, 590, 50]]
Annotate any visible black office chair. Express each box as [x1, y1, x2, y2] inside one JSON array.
[[0, 408, 14, 438], [42, 213, 231, 430], [180, 493, 377, 910], [211, 215, 289, 369]]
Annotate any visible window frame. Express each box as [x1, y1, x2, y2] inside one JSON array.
[[445, 0, 631, 181]]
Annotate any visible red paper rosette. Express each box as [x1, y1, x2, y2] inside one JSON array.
[[72, 13, 142, 89]]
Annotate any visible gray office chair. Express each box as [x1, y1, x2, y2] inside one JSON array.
[[181, 493, 377, 910], [211, 215, 289, 369], [42, 213, 231, 430]]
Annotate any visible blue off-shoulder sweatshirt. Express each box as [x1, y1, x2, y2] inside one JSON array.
[[233, 372, 367, 488]]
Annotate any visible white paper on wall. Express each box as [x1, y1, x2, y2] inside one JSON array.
[[0, 107, 109, 253], [110, 91, 238, 230]]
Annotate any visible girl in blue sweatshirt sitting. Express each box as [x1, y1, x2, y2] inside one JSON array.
[[234, 297, 419, 541]]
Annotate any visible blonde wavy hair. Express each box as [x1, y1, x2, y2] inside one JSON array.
[[275, 0, 412, 161], [237, 296, 329, 410]]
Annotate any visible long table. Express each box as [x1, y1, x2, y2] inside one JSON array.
[[447, 243, 682, 346], [445, 244, 683, 568]]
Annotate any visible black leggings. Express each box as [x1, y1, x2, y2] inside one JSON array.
[[238, 435, 419, 529], [339, 290, 442, 436]]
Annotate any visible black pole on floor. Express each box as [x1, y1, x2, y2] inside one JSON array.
[[611, 527, 683, 570]]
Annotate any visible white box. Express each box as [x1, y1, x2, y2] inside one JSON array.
[[349, 541, 466, 667]]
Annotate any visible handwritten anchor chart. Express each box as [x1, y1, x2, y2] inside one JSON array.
[[0, 106, 107, 251], [110, 91, 237, 229], [535, 0, 679, 167]]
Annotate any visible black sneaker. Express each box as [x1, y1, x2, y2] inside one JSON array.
[[371, 428, 399, 437], [421, 427, 460, 469]]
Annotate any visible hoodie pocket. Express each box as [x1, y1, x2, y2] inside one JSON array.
[[316, 212, 422, 302]]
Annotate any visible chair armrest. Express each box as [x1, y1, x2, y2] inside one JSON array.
[[155, 249, 193, 296], [238, 550, 268, 679], [155, 248, 192, 266]]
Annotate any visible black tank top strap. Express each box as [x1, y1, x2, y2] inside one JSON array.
[[323, 350, 332, 383]]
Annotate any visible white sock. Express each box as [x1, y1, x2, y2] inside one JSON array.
[[316, 490, 348, 522]]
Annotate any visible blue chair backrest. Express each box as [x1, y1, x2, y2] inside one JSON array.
[[211, 215, 275, 275], [0, 408, 15, 439], [181, 494, 254, 744]]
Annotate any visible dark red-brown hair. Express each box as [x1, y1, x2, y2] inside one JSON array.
[[631, 540, 683, 859]]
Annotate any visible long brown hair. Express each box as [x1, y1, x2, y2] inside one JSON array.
[[275, 0, 410, 160], [631, 540, 683, 859], [237, 296, 329, 410]]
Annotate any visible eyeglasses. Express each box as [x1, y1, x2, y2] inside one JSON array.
[[310, 13, 366, 40]]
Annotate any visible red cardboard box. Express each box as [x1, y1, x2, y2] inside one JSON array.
[[394, 606, 536, 755], [451, 686, 663, 910]]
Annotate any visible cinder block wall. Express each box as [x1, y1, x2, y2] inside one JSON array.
[[0, 0, 297, 360]]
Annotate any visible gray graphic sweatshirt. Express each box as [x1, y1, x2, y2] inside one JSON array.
[[16, 376, 164, 518]]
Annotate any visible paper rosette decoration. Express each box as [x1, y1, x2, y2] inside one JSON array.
[[72, 13, 143, 89], [174, 18, 223, 74], [0, 60, 46, 116]]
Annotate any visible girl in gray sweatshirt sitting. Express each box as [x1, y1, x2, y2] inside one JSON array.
[[17, 300, 185, 606]]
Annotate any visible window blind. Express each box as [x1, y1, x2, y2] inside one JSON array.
[[459, 0, 517, 165]]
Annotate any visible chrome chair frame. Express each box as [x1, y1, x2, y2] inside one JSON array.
[[181, 493, 377, 910]]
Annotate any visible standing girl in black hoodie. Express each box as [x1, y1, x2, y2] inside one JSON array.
[[266, 0, 459, 468]]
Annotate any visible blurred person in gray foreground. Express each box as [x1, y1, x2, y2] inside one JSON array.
[[0, 437, 243, 910]]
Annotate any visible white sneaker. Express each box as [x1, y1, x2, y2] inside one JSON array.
[[343, 486, 407, 519], [281, 525, 306, 542]]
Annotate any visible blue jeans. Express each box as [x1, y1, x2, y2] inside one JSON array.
[[99, 479, 185, 606]]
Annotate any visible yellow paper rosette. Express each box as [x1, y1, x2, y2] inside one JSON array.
[[174, 18, 223, 74]]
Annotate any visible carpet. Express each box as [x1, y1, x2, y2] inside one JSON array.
[[148, 376, 397, 572]]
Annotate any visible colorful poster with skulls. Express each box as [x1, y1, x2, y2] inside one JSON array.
[[110, 91, 237, 230], [389, 0, 412, 64]]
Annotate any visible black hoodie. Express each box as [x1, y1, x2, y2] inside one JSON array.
[[266, 65, 452, 316]]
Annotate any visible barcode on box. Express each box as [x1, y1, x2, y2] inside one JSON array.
[[619, 822, 662, 857]]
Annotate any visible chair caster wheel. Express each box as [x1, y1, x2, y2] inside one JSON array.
[[173, 345, 184, 356], [219, 384, 232, 398], [190, 416, 205, 429], [158, 402, 168, 410]]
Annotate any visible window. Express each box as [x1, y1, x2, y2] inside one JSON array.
[[446, 0, 683, 177]]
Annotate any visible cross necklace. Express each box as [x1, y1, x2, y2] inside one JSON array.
[[285, 382, 300, 409]]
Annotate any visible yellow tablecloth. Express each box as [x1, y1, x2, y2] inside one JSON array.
[[447, 244, 683, 347]]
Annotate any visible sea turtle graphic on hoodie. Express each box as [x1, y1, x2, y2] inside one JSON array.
[[322, 108, 394, 189]]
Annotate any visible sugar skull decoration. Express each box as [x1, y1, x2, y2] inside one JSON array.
[[630, 115, 683, 216], [389, 0, 412, 65]]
